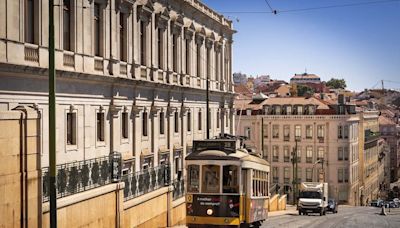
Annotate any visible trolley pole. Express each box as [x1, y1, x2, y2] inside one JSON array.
[[49, 0, 57, 227]]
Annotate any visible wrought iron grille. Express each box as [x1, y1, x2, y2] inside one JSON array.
[[42, 153, 121, 203], [122, 164, 170, 201], [172, 178, 185, 200]]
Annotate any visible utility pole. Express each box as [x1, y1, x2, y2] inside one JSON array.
[[206, 70, 210, 139], [49, 0, 57, 227], [291, 139, 298, 205]]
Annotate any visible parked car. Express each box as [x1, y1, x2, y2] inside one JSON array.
[[327, 199, 338, 213], [388, 201, 398, 208], [370, 200, 379, 207]]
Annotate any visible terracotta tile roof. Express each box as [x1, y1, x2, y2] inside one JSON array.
[[234, 97, 330, 111], [234, 84, 252, 95], [379, 116, 396, 125]]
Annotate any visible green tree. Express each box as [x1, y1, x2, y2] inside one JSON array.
[[326, 78, 347, 89], [297, 85, 314, 97]]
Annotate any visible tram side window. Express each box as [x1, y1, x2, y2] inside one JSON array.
[[188, 165, 200, 193], [252, 170, 269, 197], [223, 165, 239, 193], [202, 165, 220, 193]]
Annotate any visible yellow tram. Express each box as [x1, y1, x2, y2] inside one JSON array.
[[185, 137, 270, 228]]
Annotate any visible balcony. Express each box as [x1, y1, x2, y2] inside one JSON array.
[[24, 44, 39, 62], [284, 135, 290, 141], [365, 130, 380, 143], [318, 137, 324, 143], [122, 164, 170, 201], [273, 156, 279, 162], [284, 156, 290, 162], [63, 52, 75, 67], [42, 154, 121, 203]]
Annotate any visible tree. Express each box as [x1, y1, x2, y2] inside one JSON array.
[[297, 84, 314, 97], [326, 78, 347, 89]]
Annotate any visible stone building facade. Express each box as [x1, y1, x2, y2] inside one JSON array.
[[235, 96, 361, 205], [0, 0, 235, 224], [0, 0, 235, 176]]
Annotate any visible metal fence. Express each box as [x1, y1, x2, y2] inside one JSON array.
[[122, 164, 170, 201], [42, 153, 121, 203], [172, 179, 185, 200]]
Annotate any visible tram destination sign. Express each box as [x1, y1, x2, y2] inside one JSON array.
[[186, 194, 240, 218], [193, 140, 237, 153]]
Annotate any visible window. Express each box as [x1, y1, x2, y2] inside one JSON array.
[[306, 125, 313, 139], [198, 110, 202, 130], [283, 125, 290, 141], [157, 29, 163, 68], [317, 125, 325, 138], [159, 112, 165, 135], [297, 106, 303, 115], [216, 111, 220, 128], [344, 168, 349, 183], [142, 111, 148, 136], [275, 106, 281, 115], [272, 125, 279, 139], [306, 168, 312, 182], [66, 112, 76, 145], [272, 167, 278, 183], [140, 20, 146, 65], [185, 39, 190, 74], [338, 125, 343, 139], [317, 146, 325, 160], [296, 146, 301, 162], [196, 43, 201, 77], [96, 112, 104, 142], [141, 155, 153, 170], [284, 167, 290, 184], [122, 111, 128, 139], [94, 3, 101, 56], [273, 146, 279, 162], [344, 147, 349, 161], [295, 125, 301, 140], [223, 165, 239, 193], [344, 125, 349, 139], [306, 146, 313, 163], [338, 169, 344, 183], [252, 170, 268, 197], [297, 168, 302, 182], [263, 124, 268, 138], [119, 13, 126, 61], [187, 165, 199, 192], [25, 0, 36, 44], [338, 147, 343, 161], [172, 34, 177, 72], [174, 150, 183, 180], [245, 127, 251, 140], [187, 111, 191, 132], [286, 106, 292, 115], [63, 0, 71, 51], [202, 165, 220, 193], [284, 146, 290, 162], [174, 111, 179, 133]]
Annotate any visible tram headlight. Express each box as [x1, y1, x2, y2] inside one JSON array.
[[206, 209, 213, 215]]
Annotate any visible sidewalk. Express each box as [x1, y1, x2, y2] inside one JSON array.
[[268, 204, 298, 217]]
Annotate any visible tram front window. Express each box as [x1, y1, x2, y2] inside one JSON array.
[[223, 165, 239, 193], [202, 165, 220, 193], [188, 165, 200, 192]]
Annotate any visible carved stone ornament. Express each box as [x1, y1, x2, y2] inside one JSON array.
[[156, 9, 169, 30], [117, 0, 134, 14], [205, 39, 214, 49], [137, 1, 153, 23]]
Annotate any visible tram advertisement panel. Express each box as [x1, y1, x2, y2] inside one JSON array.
[[248, 198, 267, 223], [187, 194, 240, 217]]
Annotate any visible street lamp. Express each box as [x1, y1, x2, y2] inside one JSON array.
[[312, 158, 325, 182]]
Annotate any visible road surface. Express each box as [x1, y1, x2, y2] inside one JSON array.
[[263, 206, 400, 228]]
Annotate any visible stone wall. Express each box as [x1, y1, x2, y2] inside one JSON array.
[[0, 106, 41, 228]]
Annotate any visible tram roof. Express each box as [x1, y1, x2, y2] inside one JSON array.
[[185, 148, 270, 166]]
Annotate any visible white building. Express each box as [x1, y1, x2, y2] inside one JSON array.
[[0, 0, 235, 179]]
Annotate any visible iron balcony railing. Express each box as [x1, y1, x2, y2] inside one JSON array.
[[42, 153, 121, 203], [172, 178, 185, 200], [122, 164, 170, 201]]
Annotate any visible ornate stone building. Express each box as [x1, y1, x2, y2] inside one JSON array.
[[1, 0, 235, 226], [0, 0, 234, 185]]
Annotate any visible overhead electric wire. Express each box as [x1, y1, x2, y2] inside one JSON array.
[[219, 0, 400, 15], [263, 0, 277, 14]]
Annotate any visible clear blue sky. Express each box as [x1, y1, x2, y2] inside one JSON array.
[[202, 0, 400, 91]]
